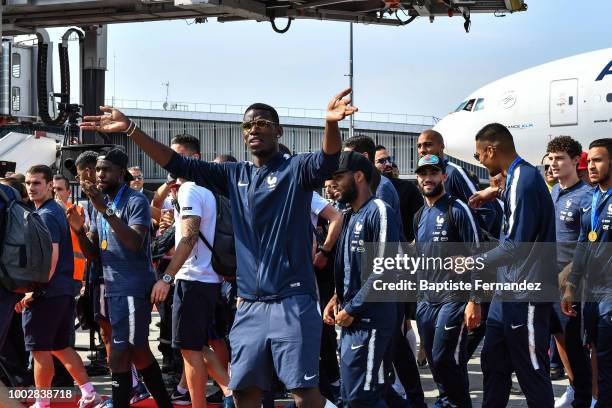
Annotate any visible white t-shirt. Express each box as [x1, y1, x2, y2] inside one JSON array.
[[310, 191, 330, 227], [174, 182, 222, 283]]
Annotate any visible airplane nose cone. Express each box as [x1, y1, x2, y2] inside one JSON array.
[[433, 113, 482, 166]]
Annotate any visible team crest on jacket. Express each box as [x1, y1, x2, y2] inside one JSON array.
[[267, 175, 278, 190], [354, 222, 363, 234], [565, 199, 572, 209], [436, 215, 445, 226]]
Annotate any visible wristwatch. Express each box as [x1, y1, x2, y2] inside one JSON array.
[[161, 274, 174, 284], [105, 207, 115, 217], [317, 245, 332, 257]]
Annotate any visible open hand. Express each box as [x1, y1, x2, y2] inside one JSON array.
[[66, 205, 86, 233], [81, 106, 130, 133], [464, 301, 481, 330], [326, 88, 358, 122], [150, 280, 171, 303]]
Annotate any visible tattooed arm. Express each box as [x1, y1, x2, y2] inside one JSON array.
[[150, 214, 201, 303]]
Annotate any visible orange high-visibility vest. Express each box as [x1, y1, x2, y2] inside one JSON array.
[[67, 203, 86, 281]]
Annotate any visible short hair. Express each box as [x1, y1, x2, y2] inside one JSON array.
[[375, 144, 387, 151], [475, 123, 515, 150], [27, 165, 53, 183], [170, 134, 200, 155], [344, 135, 376, 163], [53, 174, 70, 187], [420, 129, 444, 145], [1, 178, 27, 200], [589, 138, 612, 156], [547, 136, 582, 159], [128, 166, 142, 173], [75, 150, 99, 169], [7, 173, 25, 183], [215, 154, 238, 163], [278, 143, 292, 156], [244, 103, 280, 124]]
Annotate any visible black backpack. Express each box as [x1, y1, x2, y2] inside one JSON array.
[[414, 196, 498, 243], [0, 187, 53, 293], [176, 193, 236, 278]]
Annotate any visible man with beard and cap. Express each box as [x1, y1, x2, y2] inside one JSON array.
[[323, 150, 401, 408], [563, 138, 612, 408], [469, 123, 556, 408], [80, 89, 356, 408], [417, 129, 503, 238], [413, 154, 481, 408], [67, 148, 171, 408]]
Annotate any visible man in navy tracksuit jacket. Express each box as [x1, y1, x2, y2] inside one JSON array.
[[563, 138, 612, 408], [547, 136, 593, 408], [80, 89, 358, 408], [324, 151, 400, 408], [413, 154, 481, 408], [469, 123, 557, 407], [417, 129, 503, 238]]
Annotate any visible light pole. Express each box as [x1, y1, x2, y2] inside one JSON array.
[[349, 22, 354, 138]]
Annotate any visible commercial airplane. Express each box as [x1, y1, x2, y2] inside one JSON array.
[[434, 48, 612, 166]]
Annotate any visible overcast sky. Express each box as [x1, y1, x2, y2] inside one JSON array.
[[47, 0, 612, 120]]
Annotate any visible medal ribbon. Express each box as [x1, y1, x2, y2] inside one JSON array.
[[591, 187, 612, 235], [101, 184, 128, 249]]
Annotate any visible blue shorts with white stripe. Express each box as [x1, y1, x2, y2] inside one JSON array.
[[107, 295, 151, 350], [340, 326, 393, 408]]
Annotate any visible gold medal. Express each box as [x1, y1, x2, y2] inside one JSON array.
[[588, 231, 598, 242], [101, 239, 108, 250]]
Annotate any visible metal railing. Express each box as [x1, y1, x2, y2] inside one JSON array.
[[105, 98, 440, 126]]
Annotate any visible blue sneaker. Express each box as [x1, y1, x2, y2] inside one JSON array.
[[95, 398, 113, 408], [223, 395, 235, 408], [130, 381, 151, 404]]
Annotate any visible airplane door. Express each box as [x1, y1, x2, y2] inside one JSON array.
[[550, 79, 578, 126]]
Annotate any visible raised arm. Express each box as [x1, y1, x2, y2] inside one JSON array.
[[324, 88, 358, 155], [81, 106, 173, 167]]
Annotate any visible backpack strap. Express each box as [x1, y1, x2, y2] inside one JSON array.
[[446, 196, 458, 235], [414, 205, 425, 238], [175, 194, 218, 258]]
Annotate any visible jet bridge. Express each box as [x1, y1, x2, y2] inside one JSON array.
[[0, 0, 527, 35]]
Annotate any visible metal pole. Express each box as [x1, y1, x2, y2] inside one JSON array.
[[349, 22, 354, 138]]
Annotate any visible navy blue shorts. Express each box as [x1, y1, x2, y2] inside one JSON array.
[[22, 295, 74, 351], [172, 280, 220, 350], [107, 295, 151, 350], [92, 283, 110, 322], [228, 294, 322, 391], [340, 326, 393, 408]]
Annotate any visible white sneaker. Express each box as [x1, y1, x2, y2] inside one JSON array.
[[555, 385, 574, 408], [590, 398, 597, 408], [78, 392, 102, 408]]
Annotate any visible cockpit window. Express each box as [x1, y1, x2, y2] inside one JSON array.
[[463, 99, 476, 111], [454, 100, 468, 112], [474, 98, 485, 111]]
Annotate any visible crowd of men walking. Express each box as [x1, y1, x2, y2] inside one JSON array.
[[0, 87, 610, 408]]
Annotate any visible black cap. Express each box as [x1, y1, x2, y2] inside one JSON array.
[[98, 148, 134, 182], [334, 151, 373, 179]]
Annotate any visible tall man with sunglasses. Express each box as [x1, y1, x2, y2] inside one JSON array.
[[80, 89, 356, 408], [469, 123, 557, 407]]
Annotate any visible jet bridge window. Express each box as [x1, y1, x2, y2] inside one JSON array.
[[474, 98, 485, 111], [607, 93, 612, 103], [463, 99, 476, 111], [12, 53, 20, 78], [11, 87, 20, 111]]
